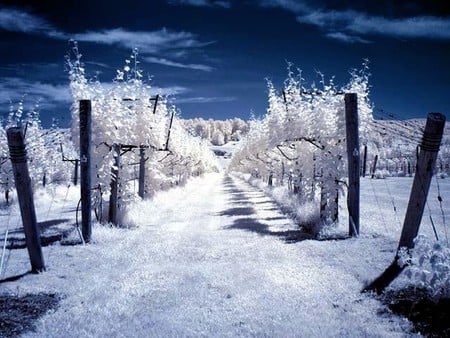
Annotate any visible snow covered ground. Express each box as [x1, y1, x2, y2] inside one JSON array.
[[1, 158, 449, 336]]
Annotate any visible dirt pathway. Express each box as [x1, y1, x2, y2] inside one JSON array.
[[1, 173, 409, 337]]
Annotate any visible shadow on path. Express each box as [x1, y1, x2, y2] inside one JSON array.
[[220, 176, 314, 243], [1, 219, 74, 250], [227, 217, 314, 243]]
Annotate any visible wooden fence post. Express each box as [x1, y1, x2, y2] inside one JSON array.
[[109, 143, 120, 225], [398, 112, 446, 249], [364, 112, 446, 294], [138, 147, 146, 199], [345, 93, 360, 237], [362, 145, 367, 177], [80, 100, 92, 243], [371, 155, 378, 178], [7, 127, 45, 273], [74, 159, 79, 186]]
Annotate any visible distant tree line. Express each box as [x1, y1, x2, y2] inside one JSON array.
[[183, 118, 249, 146]]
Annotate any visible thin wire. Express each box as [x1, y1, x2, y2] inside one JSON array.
[[0, 229, 9, 278], [368, 177, 390, 234], [435, 174, 448, 244], [382, 178, 403, 230], [416, 172, 440, 241], [0, 201, 14, 278]]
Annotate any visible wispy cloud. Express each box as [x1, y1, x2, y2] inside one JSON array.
[[325, 32, 371, 44], [1, 8, 214, 70], [173, 96, 236, 103], [144, 56, 213, 71], [151, 86, 190, 96], [0, 8, 66, 38], [73, 28, 213, 54], [258, 1, 450, 41], [0, 77, 71, 104], [297, 10, 450, 40], [348, 15, 450, 40], [0, 8, 52, 33], [0, 77, 72, 117], [168, 0, 231, 8], [259, 0, 310, 13]]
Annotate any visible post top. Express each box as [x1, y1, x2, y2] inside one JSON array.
[[428, 112, 446, 122], [7, 126, 22, 133]]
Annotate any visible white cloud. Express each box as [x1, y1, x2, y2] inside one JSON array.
[[349, 15, 450, 40], [173, 96, 236, 103], [0, 77, 72, 116], [168, 0, 231, 8], [0, 8, 51, 33], [150, 85, 190, 96], [258, 2, 450, 41], [297, 10, 356, 27], [0, 8, 67, 38], [0, 77, 71, 104], [144, 56, 213, 72], [325, 32, 371, 44], [0, 8, 214, 70], [259, 0, 310, 13], [73, 28, 213, 54], [297, 10, 450, 40]]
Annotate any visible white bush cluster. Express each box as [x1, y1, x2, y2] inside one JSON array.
[[183, 117, 249, 145], [399, 235, 450, 299], [0, 103, 76, 198], [67, 42, 218, 220], [230, 62, 373, 234]]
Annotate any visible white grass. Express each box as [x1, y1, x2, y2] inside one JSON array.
[[0, 171, 449, 336]]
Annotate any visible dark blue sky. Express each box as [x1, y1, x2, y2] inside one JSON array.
[[1, 0, 449, 127]]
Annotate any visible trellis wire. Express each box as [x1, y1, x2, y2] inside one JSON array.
[[434, 174, 448, 244], [382, 178, 403, 230], [368, 177, 390, 234]]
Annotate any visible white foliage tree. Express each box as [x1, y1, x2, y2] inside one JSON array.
[[66, 42, 218, 224], [230, 62, 374, 234]]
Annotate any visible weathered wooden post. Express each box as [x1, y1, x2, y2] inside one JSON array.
[[138, 146, 146, 199], [371, 155, 378, 178], [109, 143, 120, 225], [345, 93, 360, 237], [320, 184, 327, 223], [80, 100, 92, 243], [364, 112, 446, 294], [398, 113, 446, 249], [165, 111, 175, 151], [7, 127, 45, 272], [362, 145, 367, 177], [74, 159, 79, 186], [151, 94, 159, 115]]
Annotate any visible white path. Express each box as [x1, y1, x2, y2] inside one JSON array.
[[3, 173, 412, 337]]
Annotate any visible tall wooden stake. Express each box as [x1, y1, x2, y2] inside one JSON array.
[[165, 111, 175, 151], [398, 113, 446, 249], [7, 127, 45, 272], [364, 112, 446, 294], [138, 147, 146, 199], [345, 93, 360, 237], [80, 100, 92, 243], [74, 159, 79, 186], [109, 143, 120, 225], [362, 145, 367, 177], [371, 155, 378, 179]]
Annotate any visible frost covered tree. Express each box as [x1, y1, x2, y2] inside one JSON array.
[[183, 117, 249, 144], [230, 62, 374, 235], [0, 101, 76, 199], [66, 42, 218, 224]]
